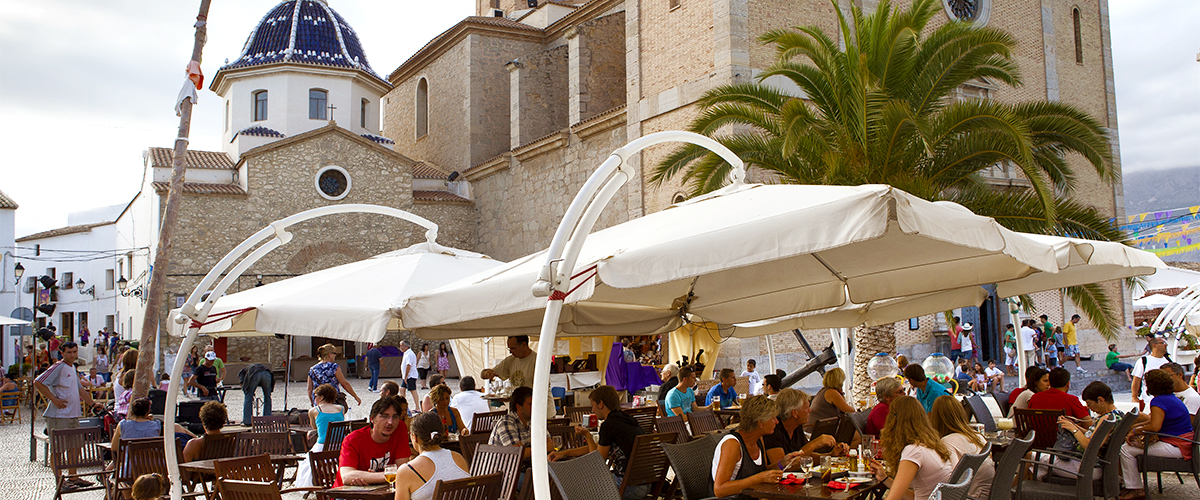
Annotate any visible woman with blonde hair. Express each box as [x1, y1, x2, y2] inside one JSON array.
[[929, 396, 994, 497], [712, 395, 786, 499], [429, 384, 468, 435], [306, 343, 361, 408], [869, 395, 954, 500], [809, 368, 855, 423]]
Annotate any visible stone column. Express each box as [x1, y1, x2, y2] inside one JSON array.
[[567, 27, 589, 126], [507, 60, 525, 149]]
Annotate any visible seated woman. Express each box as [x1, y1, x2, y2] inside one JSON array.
[[869, 395, 954, 500], [929, 396, 994, 498], [429, 384, 469, 435], [764, 388, 848, 466], [1007, 366, 1049, 418], [967, 362, 988, 393], [111, 397, 195, 471], [807, 368, 861, 447], [1035, 381, 1122, 481], [394, 411, 470, 500], [296, 384, 345, 487], [421, 374, 446, 412], [181, 401, 228, 463], [712, 395, 785, 499], [1119, 369, 1196, 500]]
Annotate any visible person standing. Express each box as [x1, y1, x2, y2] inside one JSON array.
[[238, 363, 274, 425], [94, 345, 110, 383], [1131, 336, 1172, 411], [204, 345, 227, 384], [480, 335, 554, 416], [187, 351, 222, 401], [48, 333, 61, 362], [1063, 314, 1083, 373], [399, 341, 419, 412], [416, 344, 431, 390], [1003, 323, 1018, 376], [364, 343, 382, 393], [1020, 319, 1040, 368], [958, 323, 975, 364], [307, 344, 362, 408], [435, 342, 451, 379], [33, 342, 103, 490], [949, 316, 963, 362], [741, 359, 764, 396]]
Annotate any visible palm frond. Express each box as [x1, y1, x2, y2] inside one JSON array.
[[1065, 283, 1121, 342]]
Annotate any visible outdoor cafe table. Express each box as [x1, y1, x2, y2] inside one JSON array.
[[179, 453, 303, 496], [744, 479, 885, 499], [316, 485, 395, 499]]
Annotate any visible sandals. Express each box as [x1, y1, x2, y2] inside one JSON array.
[[1119, 490, 1145, 500]]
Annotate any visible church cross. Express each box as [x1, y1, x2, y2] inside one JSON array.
[[327, 103, 337, 121]]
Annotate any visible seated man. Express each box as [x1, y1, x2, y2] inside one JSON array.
[[1029, 367, 1093, 427], [182, 401, 229, 462], [1163, 362, 1200, 413], [705, 368, 739, 409], [379, 380, 400, 400], [488, 386, 534, 459], [904, 364, 950, 413], [656, 364, 679, 411], [549, 385, 647, 499], [762, 374, 782, 399], [336, 396, 412, 487], [765, 388, 849, 464], [450, 376, 490, 432], [865, 377, 904, 439], [664, 366, 701, 421], [81, 367, 105, 389]]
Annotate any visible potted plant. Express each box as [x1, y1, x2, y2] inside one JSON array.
[[1175, 331, 1199, 367]]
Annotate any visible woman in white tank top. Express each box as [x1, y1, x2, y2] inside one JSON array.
[[395, 411, 471, 500]]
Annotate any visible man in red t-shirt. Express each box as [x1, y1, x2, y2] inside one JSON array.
[[1028, 367, 1093, 426], [335, 396, 412, 487], [865, 377, 904, 438]]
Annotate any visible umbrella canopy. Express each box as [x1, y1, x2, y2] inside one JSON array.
[[401, 183, 1065, 338], [171, 242, 503, 343], [1134, 294, 1177, 311], [0, 314, 29, 326]]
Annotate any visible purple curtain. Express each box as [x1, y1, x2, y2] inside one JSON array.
[[605, 342, 660, 393]]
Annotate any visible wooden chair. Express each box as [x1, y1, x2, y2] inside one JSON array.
[[48, 426, 111, 500], [215, 478, 283, 500], [470, 410, 508, 435], [548, 425, 588, 450], [625, 406, 658, 434], [430, 472, 504, 500], [322, 419, 367, 452], [833, 414, 857, 444], [565, 405, 590, 424], [661, 434, 719, 500], [656, 415, 691, 444], [236, 431, 292, 456], [458, 432, 492, 466], [617, 432, 677, 498], [197, 431, 242, 460], [307, 450, 342, 490], [113, 438, 198, 500], [548, 451, 621, 500], [687, 410, 723, 436], [469, 444, 522, 500], [547, 417, 571, 428], [1013, 407, 1064, 453], [250, 415, 290, 433], [1, 390, 21, 424], [214, 453, 277, 484]]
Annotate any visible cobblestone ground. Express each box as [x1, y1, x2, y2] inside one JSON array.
[[0, 372, 1194, 499]]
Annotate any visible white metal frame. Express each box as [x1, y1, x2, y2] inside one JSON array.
[[1150, 282, 1200, 357], [164, 204, 441, 500], [527, 131, 745, 500]]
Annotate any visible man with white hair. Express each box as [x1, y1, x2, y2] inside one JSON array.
[[865, 377, 904, 438], [656, 364, 679, 409], [398, 341, 418, 411]]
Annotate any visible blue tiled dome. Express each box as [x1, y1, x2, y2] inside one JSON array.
[[222, 0, 382, 80]]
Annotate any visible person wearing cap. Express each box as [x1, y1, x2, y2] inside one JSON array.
[[959, 322, 975, 365], [188, 351, 222, 401], [204, 345, 227, 383]]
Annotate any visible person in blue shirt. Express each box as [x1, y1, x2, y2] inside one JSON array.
[[705, 368, 739, 408], [665, 366, 701, 421], [904, 364, 950, 412]]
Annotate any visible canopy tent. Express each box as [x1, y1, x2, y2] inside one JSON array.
[[1135, 294, 1177, 311], [0, 314, 28, 325], [1131, 266, 1200, 299]]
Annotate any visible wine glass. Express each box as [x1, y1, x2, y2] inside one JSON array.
[[798, 456, 813, 473], [551, 435, 564, 452], [384, 464, 397, 488]]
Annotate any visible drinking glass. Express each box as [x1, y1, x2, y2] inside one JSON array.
[[799, 456, 813, 472], [551, 436, 563, 452], [384, 464, 397, 487]]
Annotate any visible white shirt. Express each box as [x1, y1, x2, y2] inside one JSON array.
[[1130, 354, 1170, 402], [1020, 327, 1039, 352], [985, 367, 1004, 378], [741, 370, 763, 395], [1175, 387, 1200, 414], [450, 390, 491, 431], [401, 349, 419, 380], [942, 433, 994, 499], [35, 362, 82, 419], [960, 332, 973, 351]]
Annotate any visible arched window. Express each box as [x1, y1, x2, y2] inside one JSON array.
[[309, 89, 328, 120], [253, 90, 268, 121], [1072, 8, 1083, 64], [361, 98, 369, 128], [416, 78, 429, 138]]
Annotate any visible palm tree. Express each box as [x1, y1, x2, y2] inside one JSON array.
[[650, 0, 1125, 398]]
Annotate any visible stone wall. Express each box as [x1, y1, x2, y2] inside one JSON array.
[[570, 12, 627, 124], [412, 200, 479, 252], [384, 43, 472, 171], [472, 35, 552, 166], [509, 45, 570, 148]]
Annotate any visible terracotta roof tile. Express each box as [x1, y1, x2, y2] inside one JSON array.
[[151, 182, 247, 195], [0, 189, 17, 209], [412, 162, 450, 179], [413, 190, 472, 204], [147, 148, 236, 170], [464, 16, 544, 32], [17, 222, 113, 242]]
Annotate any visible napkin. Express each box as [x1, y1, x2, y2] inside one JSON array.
[[826, 480, 862, 490]]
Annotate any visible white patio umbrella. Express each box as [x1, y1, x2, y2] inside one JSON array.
[[0, 314, 29, 325], [401, 131, 1095, 500], [1134, 294, 1176, 311]]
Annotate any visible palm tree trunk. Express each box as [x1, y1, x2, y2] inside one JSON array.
[[131, 0, 212, 400], [852, 324, 895, 405]]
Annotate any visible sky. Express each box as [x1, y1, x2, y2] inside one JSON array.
[[0, 0, 1197, 239]]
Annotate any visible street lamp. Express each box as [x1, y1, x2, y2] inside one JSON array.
[[76, 278, 95, 297], [117, 275, 146, 305]]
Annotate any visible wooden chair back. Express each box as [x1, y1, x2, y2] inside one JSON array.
[[470, 410, 508, 434], [546, 417, 571, 427], [430, 472, 503, 500], [197, 431, 241, 460], [548, 425, 588, 449], [0, 390, 20, 424], [322, 420, 362, 452], [1013, 407, 1063, 450], [250, 415, 290, 433], [214, 453, 276, 483], [237, 432, 292, 456], [687, 410, 723, 436], [308, 450, 342, 488], [618, 432, 677, 498], [625, 406, 658, 434], [49, 426, 107, 473], [655, 415, 691, 444], [469, 444, 522, 500], [833, 414, 857, 444], [565, 405, 590, 424], [458, 432, 492, 466], [216, 479, 283, 500]]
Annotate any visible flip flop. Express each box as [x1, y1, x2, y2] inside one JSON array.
[[70, 478, 94, 487]]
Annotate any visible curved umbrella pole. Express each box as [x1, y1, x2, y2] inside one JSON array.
[[528, 131, 745, 500], [165, 204, 440, 500], [1150, 283, 1200, 357]]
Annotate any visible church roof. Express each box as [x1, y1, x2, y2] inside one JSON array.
[[17, 222, 113, 243], [413, 190, 472, 204], [151, 182, 247, 196], [147, 148, 236, 170], [412, 162, 449, 179], [239, 126, 285, 138], [220, 0, 383, 82], [0, 188, 17, 209]]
